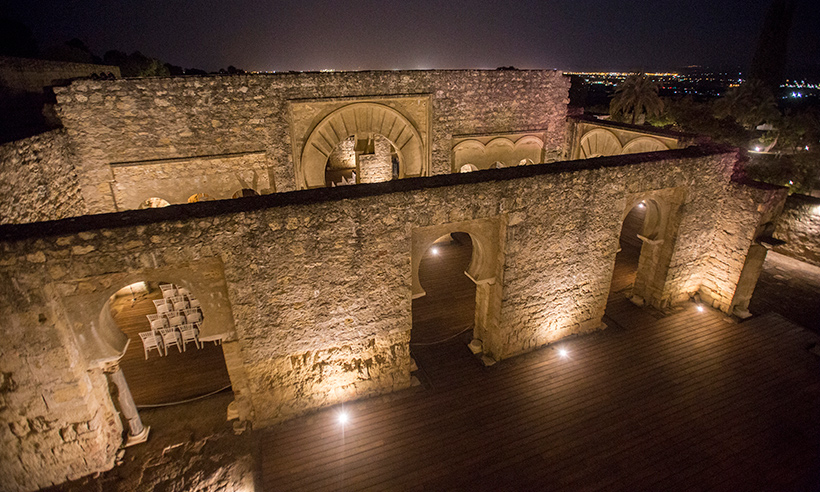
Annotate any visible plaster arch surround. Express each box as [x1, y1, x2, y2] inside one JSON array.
[[579, 128, 622, 158], [298, 102, 428, 189], [622, 136, 669, 154], [452, 135, 544, 171]]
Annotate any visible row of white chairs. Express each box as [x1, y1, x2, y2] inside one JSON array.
[[153, 295, 200, 314], [146, 308, 202, 331], [139, 323, 202, 359]]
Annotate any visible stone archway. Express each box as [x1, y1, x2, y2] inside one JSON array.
[[608, 189, 685, 310], [299, 103, 427, 189], [60, 261, 254, 425], [411, 216, 506, 359]]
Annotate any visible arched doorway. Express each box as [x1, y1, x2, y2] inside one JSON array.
[[299, 102, 427, 188], [606, 191, 684, 311], [324, 134, 402, 187], [411, 233, 478, 381], [107, 280, 232, 406], [412, 233, 477, 343], [609, 201, 649, 297]]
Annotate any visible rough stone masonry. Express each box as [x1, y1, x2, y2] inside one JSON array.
[[0, 69, 787, 491]]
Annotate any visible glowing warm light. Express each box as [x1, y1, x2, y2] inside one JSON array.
[[696, 305, 705, 312], [638, 201, 646, 209], [558, 348, 569, 358], [338, 411, 349, 425], [431, 247, 439, 256], [754, 146, 762, 152]]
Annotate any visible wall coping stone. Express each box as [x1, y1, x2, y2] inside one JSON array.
[[569, 115, 701, 140]]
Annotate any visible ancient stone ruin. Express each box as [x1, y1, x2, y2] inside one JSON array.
[[0, 69, 793, 491]]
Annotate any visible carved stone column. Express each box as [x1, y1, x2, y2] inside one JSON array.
[[108, 366, 150, 446]]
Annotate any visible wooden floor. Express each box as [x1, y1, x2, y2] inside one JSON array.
[[112, 285, 232, 405], [411, 233, 476, 344], [258, 294, 820, 491]]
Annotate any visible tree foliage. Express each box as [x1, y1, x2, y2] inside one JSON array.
[[609, 73, 664, 125], [713, 79, 779, 130], [103, 50, 170, 77]]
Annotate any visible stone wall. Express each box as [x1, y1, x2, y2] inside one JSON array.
[[0, 282, 122, 492], [0, 130, 88, 224], [773, 193, 820, 266], [0, 56, 120, 93], [52, 70, 570, 213], [0, 146, 782, 490]]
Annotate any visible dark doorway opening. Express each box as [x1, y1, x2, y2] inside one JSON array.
[[411, 232, 480, 384], [609, 202, 647, 299]]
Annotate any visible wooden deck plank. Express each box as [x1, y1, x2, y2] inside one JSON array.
[[259, 299, 820, 491]]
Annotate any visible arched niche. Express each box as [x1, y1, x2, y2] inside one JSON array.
[[512, 135, 545, 164], [453, 140, 486, 171], [453, 135, 544, 171], [622, 136, 669, 155], [299, 103, 426, 189], [579, 128, 623, 158], [460, 163, 479, 173]]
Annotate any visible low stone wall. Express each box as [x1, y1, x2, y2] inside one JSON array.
[[0, 130, 87, 224], [0, 146, 782, 490], [0, 56, 120, 92], [773, 193, 820, 266]]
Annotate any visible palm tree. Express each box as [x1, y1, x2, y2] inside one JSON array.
[[609, 73, 664, 125], [713, 79, 779, 130]]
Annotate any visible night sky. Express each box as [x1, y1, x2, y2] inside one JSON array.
[[3, 0, 819, 74]]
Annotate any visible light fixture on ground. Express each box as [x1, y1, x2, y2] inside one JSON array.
[[558, 348, 569, 358], [430, 247, 439, 256], [696, 305, 705, 312], [338, 411, 349, 425]]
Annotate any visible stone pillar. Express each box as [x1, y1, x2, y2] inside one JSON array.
[[107, 367, 150, 446]]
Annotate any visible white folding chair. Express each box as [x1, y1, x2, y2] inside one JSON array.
[[171, 295, 188, 311], [158, 328, 182, 355], [177, 287, 191, 297], [160, 283, 178, 299], [183, 308, 202, 324], [146, 313, 168, 332], [165, 310, 185, 327], [152, 298, 171, 315], [187, 296, 201, 308], [139, 331, 163, 359], [179, 323, 201, 350]]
